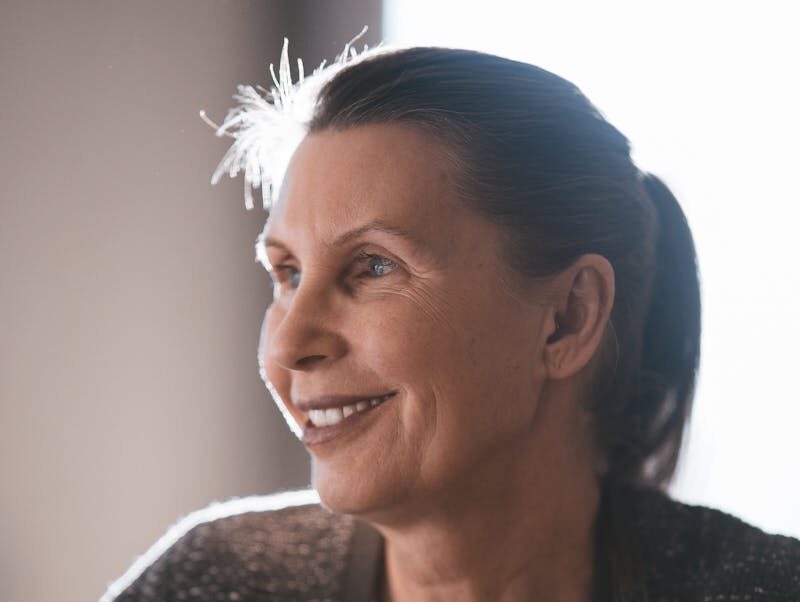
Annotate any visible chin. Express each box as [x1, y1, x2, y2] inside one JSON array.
[[311, 458, 406, 518]]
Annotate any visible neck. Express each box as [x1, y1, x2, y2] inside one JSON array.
[[370, 399, 600, 602]]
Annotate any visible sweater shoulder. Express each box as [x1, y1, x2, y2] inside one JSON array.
[[101, 490, 357, 602], [632, 487, 800, 599]]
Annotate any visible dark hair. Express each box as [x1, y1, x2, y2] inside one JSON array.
[[309, 47, 701, 597]]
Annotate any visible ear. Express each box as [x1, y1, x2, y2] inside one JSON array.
[[543, 254, 615, 380]]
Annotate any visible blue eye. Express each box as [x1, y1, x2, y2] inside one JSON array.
[[271, 265, 301, 289], [357, 252, 396, 278]]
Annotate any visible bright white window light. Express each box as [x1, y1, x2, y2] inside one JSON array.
[[384, 0, 800, 537]]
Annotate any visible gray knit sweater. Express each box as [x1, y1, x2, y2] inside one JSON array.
[[101, 485, 800, 601]]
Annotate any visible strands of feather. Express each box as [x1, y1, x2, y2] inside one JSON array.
[[200, 29, 373, 211]]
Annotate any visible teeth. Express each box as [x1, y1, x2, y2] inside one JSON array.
[[307, 394, 393, 427]]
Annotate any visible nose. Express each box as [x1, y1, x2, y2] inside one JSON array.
[[263, 285, 347, 371]]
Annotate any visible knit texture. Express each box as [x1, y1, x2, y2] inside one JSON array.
[[103, 486, 800, 601]]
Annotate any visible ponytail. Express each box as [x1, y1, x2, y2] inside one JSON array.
[[636, 173, 701, 486], [595, 174, 701, 601], [599, 172, 701, 489]]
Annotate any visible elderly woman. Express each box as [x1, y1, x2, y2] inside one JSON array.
[[103, 45, 800, 602]]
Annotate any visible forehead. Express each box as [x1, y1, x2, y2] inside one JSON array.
[[265, 124, 460, 247]]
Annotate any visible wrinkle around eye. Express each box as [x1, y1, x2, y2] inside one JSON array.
[[393, 282, 463, 341]]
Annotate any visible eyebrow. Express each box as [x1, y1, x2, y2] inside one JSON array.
[[263, 219, 431, 255]]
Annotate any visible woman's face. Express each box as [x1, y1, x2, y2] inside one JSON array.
[[259, 124, 554, 516]]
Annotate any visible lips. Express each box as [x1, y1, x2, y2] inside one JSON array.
[[297, 391, 397, 445], [306, 392, 395, 427]]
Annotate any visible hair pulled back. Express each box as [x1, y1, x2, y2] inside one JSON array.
[[309, 47, 701, 492]]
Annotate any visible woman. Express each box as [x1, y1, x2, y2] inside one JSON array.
[[103, 44, 800, 601]]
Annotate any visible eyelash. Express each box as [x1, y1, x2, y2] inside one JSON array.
[[270, 251, 398, 290]]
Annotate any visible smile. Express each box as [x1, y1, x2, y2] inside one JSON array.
[[307, 393, 394, 427]]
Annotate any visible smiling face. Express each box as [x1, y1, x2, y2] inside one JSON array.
[[258, 124, 557, 517]]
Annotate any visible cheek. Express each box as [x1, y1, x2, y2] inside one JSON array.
[[354, 290, 460, 391], [258, 305, 298, 422], [355, 292, 489, 441], [258, 305, 280, 376], [396, 284, 544, 450], [365, 284, 518, 396]]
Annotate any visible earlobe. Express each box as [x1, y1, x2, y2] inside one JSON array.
[[543, 255, 615, 380]]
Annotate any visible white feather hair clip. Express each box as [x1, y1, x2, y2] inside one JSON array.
[[200, 28, 373, 211]]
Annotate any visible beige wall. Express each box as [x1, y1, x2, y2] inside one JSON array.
[[0, 2, 381, 602]]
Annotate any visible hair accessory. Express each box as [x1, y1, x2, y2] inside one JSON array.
[[200, 28, 372, 210]]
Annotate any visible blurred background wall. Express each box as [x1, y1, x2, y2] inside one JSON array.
[[0, 2, 380, 602]]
